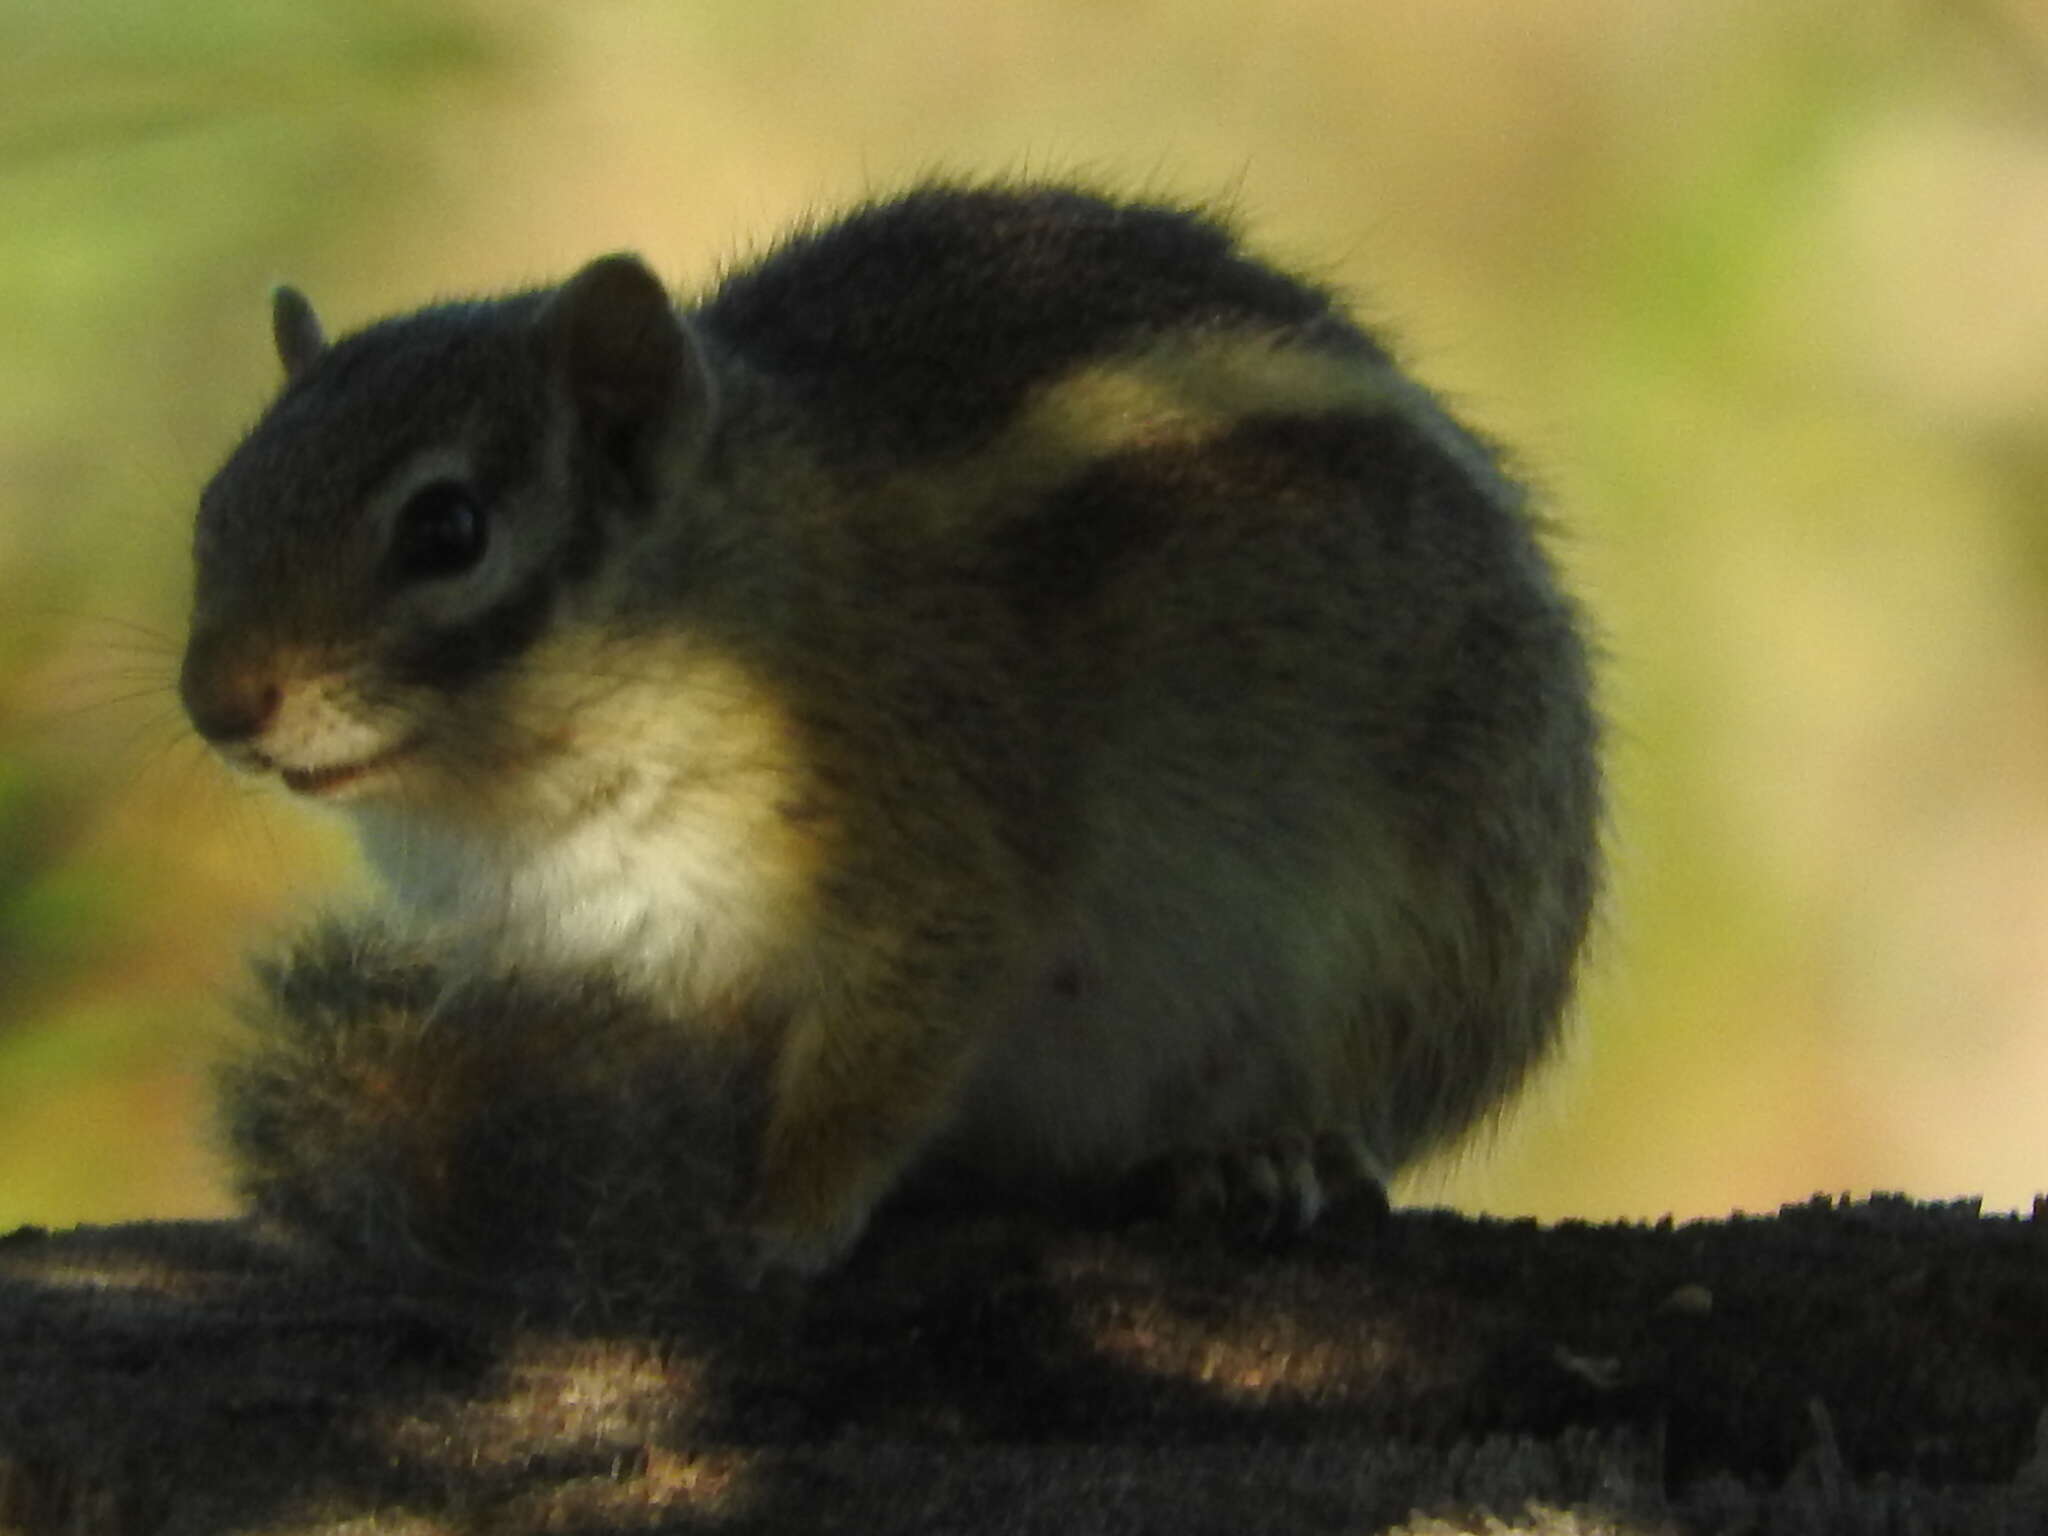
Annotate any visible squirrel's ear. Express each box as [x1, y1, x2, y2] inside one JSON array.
[[271, 285, 326, 378], [537, 254, 712, 443]]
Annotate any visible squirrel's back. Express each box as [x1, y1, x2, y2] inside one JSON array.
[[699, 185, 1383, 464]]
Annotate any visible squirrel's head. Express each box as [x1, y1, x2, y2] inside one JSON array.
[[179, 255, 718, 808]]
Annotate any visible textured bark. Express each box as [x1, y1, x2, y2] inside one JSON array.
[[2, 1195, 2044, 1534]]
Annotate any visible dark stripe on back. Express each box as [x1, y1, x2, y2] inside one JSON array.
[[698, 185, 1383, 467], [997, 408, 1516, 631]]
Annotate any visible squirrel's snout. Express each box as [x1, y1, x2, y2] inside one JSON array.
[[180, 634, 282, 745]]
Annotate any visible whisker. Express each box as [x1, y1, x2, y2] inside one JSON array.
[[24, 684, 181, 725], [71, 643, 180, 665], [59, 613, 183, 649]]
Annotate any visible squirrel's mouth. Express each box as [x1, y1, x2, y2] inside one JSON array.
[[279, 738, 419, 798]]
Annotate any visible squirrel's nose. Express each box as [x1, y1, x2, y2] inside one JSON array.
[[180, 633, 282, 744]]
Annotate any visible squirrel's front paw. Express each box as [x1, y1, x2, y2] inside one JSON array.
[[723, 1211, 868, 1287], [724, 1173, 880, 1285]]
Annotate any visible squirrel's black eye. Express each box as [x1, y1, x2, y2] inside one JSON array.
[[388, 479, 488, 583]]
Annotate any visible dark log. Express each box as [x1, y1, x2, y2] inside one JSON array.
[[3, 1195, 2044, 1534]]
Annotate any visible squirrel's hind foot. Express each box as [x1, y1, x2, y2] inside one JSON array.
[[1148, 1128, 1392, 1238]]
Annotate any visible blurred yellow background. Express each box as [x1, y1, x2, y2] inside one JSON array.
[[3, 0, 2044, 1230]]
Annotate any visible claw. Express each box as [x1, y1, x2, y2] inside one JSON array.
[[1314, 1128, 1391, 1213], [1274, 1136, 1326, 1230], [1237, 1148, 1284, 1216], [1167, 1152, 1228, 1220]]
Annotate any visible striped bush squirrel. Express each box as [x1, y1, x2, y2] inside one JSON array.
[[180, 183, 1601, 1277]]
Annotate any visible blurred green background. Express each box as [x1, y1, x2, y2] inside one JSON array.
[[3, 0, 2044, 1230]]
